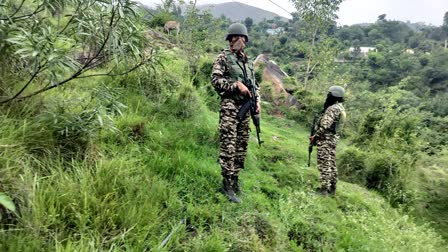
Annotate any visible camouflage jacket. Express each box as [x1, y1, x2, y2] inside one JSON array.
[[211, 49, 260, 103], [315, 103, 346, 140]]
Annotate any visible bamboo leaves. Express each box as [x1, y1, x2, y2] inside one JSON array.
[[0, 0, 157, 104]]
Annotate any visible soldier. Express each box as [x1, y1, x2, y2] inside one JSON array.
[[211, 23, 261, 203], [310, 86, 346, 196]]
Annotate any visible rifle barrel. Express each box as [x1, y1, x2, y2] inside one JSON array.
[[308, 113, 318, 167]]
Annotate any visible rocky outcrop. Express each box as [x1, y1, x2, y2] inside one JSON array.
[[254, 54, 302, 108]]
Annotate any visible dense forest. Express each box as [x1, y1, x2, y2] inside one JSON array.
[[1, 0, 447, 251]]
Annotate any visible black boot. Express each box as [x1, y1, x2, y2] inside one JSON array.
[[222, 176, 240, 203], [329, 181, 337, 196], [221, 178, 227, 194], [315, 187, 330, 196], [232, 176, 241, 194]]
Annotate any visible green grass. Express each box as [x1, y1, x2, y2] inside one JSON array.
[[412, 149, 448, 240], [1, 55, 447, 251]]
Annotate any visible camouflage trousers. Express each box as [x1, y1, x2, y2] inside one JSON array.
[[316, 135, 339, 190], [218, 98, 250, 177]]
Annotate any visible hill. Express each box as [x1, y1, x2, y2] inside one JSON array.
[[1, 50, 446, 250], [1, 1, 448, 250], [198, 2, 289, 23]]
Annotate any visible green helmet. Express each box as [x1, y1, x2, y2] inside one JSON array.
[[225, 23, 249, 42], [328, 85, 345, 98]]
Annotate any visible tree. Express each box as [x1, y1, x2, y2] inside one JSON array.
[[351, 39, 362, 59], [443, 11, 448, 48], [377, 14, 387, 22], [244, 17, 253, 32], [279, 36, 288, 45], [376, 20, 412, 44], [161, 0, 175, 12], [367, 28, 383, 45], [289, 0, 344, 89], [0, 0, 156, 104], [291, 12, 300, 22]]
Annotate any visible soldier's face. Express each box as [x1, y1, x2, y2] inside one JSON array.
[[230, 35, 246, 52]]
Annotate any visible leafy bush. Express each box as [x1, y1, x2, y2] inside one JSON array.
[[338, 145, 415, 206], [364, 151, 416, 206], [365, 153, 400, 191], [0, 0, 153, 105], [238, 213, 278, 249], [354, 109, 383, 145], [23, 85, 123, 159], [338, 147, 367, 185], [165, 84, 202, 120], [287, 220, 334, 251], [121, 70, 178, 98], [196, 60, 213, 83], [147, 11, 174, 29], [422, 92, 448, 117], [420, 115, 448, 155]]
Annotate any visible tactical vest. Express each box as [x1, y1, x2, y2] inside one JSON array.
[[223, 50, 258, 100], [330, 103, 346, 135]]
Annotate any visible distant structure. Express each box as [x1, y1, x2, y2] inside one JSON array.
[[164, 21, 180, 36], [266, 27, 285, 35], [349, 47, 377, 57], [405, 49, 415, 54]]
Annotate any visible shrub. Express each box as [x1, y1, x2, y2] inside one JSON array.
[[193, 59, 213, 88], [338, 147, 367, 185], [165, 84, 202, 120], [238, 213, 278, 248], [365, 154, 400, 191], [288, 221, 334, 251], [147, 11, 173, 29], [365, 152, 415, 206], [355, 109, 383, 145], [118, 70, 179, 103], [23, 85, 122, 159]]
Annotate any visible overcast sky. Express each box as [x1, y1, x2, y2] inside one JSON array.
[[137, 0, 447, 26]]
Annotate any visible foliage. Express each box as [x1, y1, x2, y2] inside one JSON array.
[[289, 0, 343, 28], [288, 0, 344, 89], [146, 10, 174, 28], [22, 83, 125, 158], [337, 87, 426, 205], [281, 189, 445, 251], [412, 148, 448, 240], [338, 146, 367, 185], [0, 0, 157, 103], [1, 1, 448, 250], [0, 192, 16, 213]]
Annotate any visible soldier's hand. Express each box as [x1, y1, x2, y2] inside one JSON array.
[[256, 102, 261, 114], [236, 81, 251, 97], [309, 135, 316, 144]]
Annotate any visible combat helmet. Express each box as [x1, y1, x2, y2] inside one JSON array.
[[225, 23, 249, 42], [328, 85, 345, 98]]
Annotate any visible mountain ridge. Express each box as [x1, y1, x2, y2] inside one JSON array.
[[197, 2, 289, 23]]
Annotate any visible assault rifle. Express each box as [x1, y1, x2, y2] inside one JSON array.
[[236, 61, 263, 147], [308, 112, 318, 167]]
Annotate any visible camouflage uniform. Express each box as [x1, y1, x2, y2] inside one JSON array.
[[315, 103, 346, 192], [211, 49, 260, 177]]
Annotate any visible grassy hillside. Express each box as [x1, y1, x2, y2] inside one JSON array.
[[413, 151, 448, 241], [0, 52, 446, 251]]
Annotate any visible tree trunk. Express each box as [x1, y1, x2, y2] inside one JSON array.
[[304, 26, 318, 90]]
